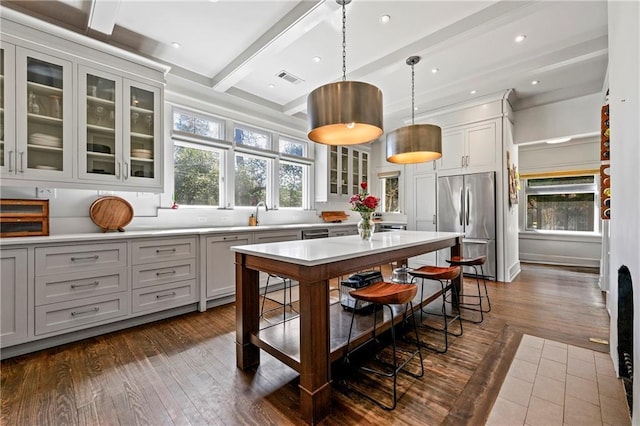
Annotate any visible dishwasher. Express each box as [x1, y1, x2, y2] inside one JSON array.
[[301, 228, 329, 239]]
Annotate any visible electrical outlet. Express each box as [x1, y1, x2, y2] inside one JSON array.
[[36, 188, 56, 198], [197, 216, 207, 223]]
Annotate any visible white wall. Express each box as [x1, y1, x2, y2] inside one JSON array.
[[607, 1, 640, 419], [514, 93, 602, 144]]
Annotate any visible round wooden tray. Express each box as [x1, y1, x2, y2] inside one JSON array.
[[89, 196, 134, 232]]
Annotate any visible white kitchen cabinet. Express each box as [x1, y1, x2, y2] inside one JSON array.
[[438, 120, 497, 175], [0, 249, 29, 347], [1, 22, 166, 192], [315, 145, 370, 201], [34, 242, 130, 337], [204, 233, 252, 300], [130, 237, 198, 314], [78, 65, 162, 190], [408, 173, 437, 268], [1, 44, 73, 181]]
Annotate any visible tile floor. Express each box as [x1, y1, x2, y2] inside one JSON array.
[[486, 334, 631, 426]]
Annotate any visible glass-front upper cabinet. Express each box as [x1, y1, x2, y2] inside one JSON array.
[[340, 146, 349, 195], [79, 67, 121, 182], [78, 65, 160, 187], [0, 42, 16, 175], [12, 48, 72, 179], [125, 81, 159, 183]]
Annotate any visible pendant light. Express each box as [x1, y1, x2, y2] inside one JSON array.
[[307, 0, 383, 146], [386, 56, 442, 163]]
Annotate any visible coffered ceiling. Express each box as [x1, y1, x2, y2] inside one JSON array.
[[2, 0, 608, 130]]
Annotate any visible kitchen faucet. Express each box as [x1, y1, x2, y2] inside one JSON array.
[[255, 201, 268, 225]]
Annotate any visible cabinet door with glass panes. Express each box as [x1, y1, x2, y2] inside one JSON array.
[[351, 148, 369, 195], [8, 47, 72, 180], [124, 80, 160, 187], [0, 42, 16, 176], [78, 66, 161, 189], [328, 146, 350, 197]]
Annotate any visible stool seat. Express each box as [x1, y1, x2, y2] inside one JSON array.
[[447, 255, 486, 267], [350, 282, 417, 305], [410, 265, 460, 281]]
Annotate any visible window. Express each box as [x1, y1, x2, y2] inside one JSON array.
[[234, 125, 270, 150], [279, 160, 306, 208], [173, 109, 223, 139], [235, 153, 269, 207], [280, 137, 307, 157], [173, 142, 223, 207], [379, 171, 400, 213], [172, 109, 226, 207], [525, 175, 598, 232]]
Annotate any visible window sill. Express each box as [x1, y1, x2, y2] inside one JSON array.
[[518, 231, 602, 243]]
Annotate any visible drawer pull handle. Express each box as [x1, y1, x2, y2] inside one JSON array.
[[156, 270, 177, 277], [71, 307, 99, 317], [70, 255, 99, 262], [223, 236, 238, 241], [156, 248, 177, 254], [71, 281, 100, 289], [156, 292, 177, 299]]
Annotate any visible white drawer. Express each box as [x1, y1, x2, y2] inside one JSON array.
[[35, 292, 129, 335], [36, 243, 127, 276], [132, 237, 196, 265], [132, 259, 196, 289], [131, 280, 197, 314], [35, 267, 128, 306]]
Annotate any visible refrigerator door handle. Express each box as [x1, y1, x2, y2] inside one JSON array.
[[466, 187, 470, 226], [459, 189, 464, 226]]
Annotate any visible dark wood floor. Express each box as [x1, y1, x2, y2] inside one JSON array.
[[1, 263, 609, 425]]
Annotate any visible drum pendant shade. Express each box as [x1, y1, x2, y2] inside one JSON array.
[[307, 81, 383, 145], [386, 124, 442, 163], [386, 56, 442, 163], [306, 0, 383, 146]]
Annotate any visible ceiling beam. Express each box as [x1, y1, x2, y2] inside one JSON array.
[[88, 0, 121, 35], [211, 0, 332, 92]]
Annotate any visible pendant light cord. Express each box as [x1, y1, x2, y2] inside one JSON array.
[[411, 62, 415, 125], [341, 0, 347, 82]]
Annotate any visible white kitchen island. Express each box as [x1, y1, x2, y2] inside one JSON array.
[[231, 230, 463, 424]]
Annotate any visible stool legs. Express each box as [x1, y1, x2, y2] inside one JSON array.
[[259, 274, 298, 324], [457, 265, 491, 324], [415, 277, 463, 354], [344, 301, 424, 410]]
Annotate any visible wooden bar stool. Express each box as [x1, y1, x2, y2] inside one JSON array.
[[408, 265, 463, 353], [446, 255, 491, 324], [344, 282, 424, 410], [259, 274, 298, 323]]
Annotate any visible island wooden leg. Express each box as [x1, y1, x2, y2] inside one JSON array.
[[298, 278, 332, 423], [235, 253, 260, 369], [451, 237, 463, 305]]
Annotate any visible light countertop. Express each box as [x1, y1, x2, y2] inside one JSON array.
[[230, 230, 463, 267], [0, 222, 360, 246]]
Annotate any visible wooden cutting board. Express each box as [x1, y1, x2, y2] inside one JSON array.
[[89, 196, 134, 232], [321, 211, 349, 223]]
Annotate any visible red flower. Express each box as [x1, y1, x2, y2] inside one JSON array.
[[349, 182, 379, 213], [360, 182, 368, 190]]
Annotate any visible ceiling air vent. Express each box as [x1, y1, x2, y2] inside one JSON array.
[[276, 70, 304, 85]]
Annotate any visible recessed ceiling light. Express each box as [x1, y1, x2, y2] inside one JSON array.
[[414, 106, 419, 111], [170, 42, 181, 49], [531, 80, 539, 85], [431, 68, 439, 74], [312, 56, 322, 63], [515, 34, 527, 43], [470, 90, 477, 94], [268, 84, 275, 89], [546, 137, 572, 144], [379, 15, 390, 24]]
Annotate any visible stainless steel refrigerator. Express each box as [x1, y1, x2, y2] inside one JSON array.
[[437, 172, 496, 280]]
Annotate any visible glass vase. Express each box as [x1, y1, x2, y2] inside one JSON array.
[[357, 212, 375, 241]]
